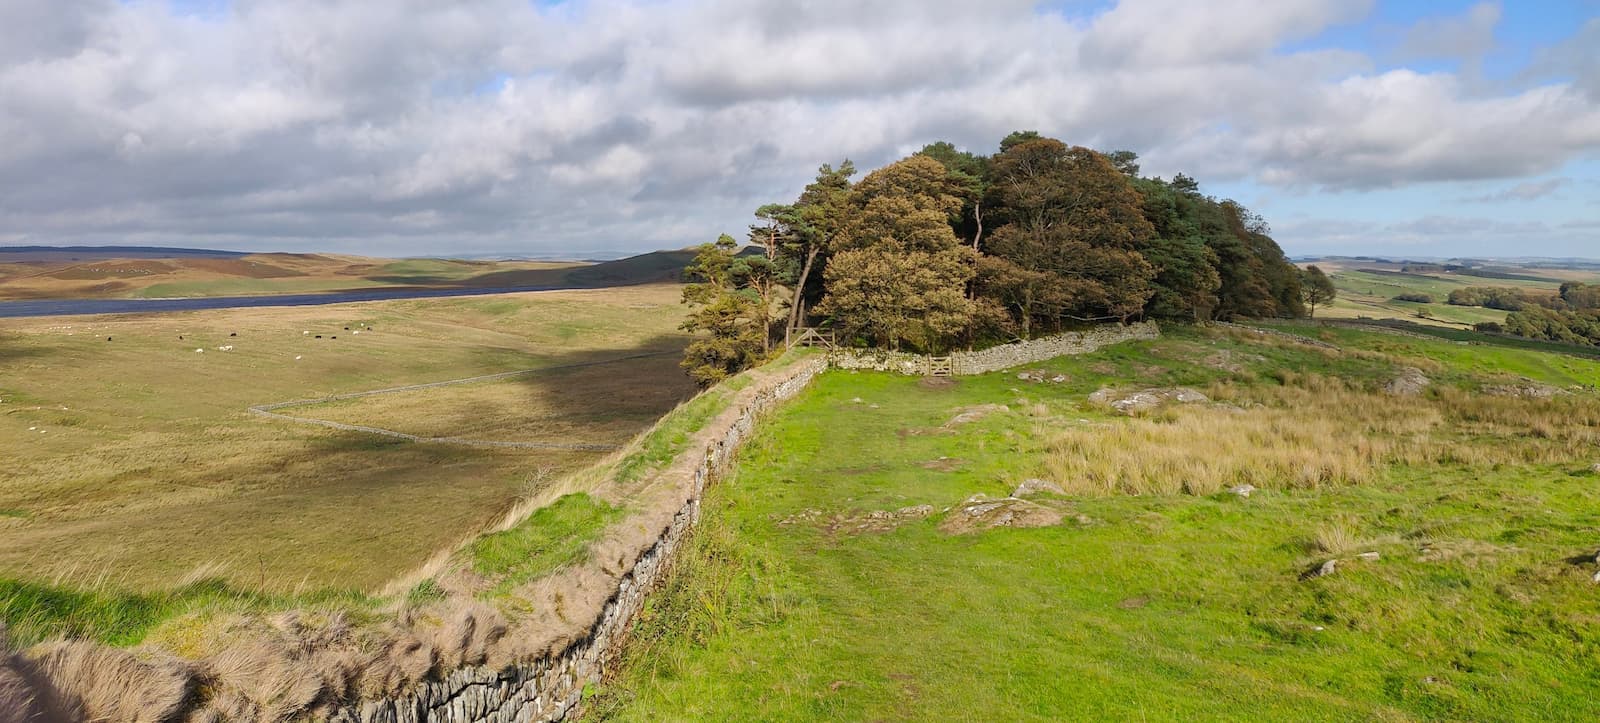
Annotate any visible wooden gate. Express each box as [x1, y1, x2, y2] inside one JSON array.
[[793, 327, 835, 349]]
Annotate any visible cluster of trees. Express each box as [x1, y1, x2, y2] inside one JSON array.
[[1475, 283, 1600, 346], [680, 132, 1308, 384], [1447, 286, 1553, 311], [1451, 283, 1600, 313], [1484, 307, 1600, 345]]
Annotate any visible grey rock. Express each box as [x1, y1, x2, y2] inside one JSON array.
[[1384, 367, 1431, 396], [1013, 478, 1067, 497], [1302, 559, 1339, 580], [1090, 387, 1210, 415]]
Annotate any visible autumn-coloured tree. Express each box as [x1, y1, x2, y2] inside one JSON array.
[[698, 132, 1313, 369], [819, 155, 976, 351], [985, 137, 1156, 328]]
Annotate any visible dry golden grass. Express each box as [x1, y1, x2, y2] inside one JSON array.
[[0, 284, 694, 592], [1042, 372, 1600, 496]]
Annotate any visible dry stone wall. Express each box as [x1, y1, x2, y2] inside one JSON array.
[[828, 321, 1160, 376], [324, 356, 828, 723]]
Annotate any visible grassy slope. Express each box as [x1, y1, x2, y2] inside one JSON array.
[[593, 326, 1600, 721], [1316, 263, 1600, 331], [0, 284, 693, 594], [1321, 268, 1515, 328]]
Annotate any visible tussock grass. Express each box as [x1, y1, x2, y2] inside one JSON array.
[[1311, 518, 1368, 555], [1043, 371, 1600, 496]]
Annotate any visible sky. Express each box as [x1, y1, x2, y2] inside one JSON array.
[[0, 0, 1597, 259]]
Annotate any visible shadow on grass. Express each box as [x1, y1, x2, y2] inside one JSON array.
[[0, 333, 49, 363], [475, 332, 699, 439]]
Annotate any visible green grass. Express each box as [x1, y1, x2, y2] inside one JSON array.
[[1260, 320, 1600, 385], [0, 577, 372, 648], [1314, 265, 1586, 330], [593, 325, 1600, 720], [615, 389, 731, 483], [470, 494, 621, 595]]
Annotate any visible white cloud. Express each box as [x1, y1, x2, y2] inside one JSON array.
[[1457, 178, 1570, 203], [0, 0, 1596, 256]]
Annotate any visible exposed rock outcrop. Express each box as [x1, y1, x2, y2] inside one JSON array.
[[1384, 367, 1431, 396], [938, 494, 1065, 535], [1088, 387, 1209, 415]]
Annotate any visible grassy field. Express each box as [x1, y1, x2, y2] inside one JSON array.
[[592, 323, 1600, 720], [1306, 260, 1600, 330], [0, 283, 695, 597]]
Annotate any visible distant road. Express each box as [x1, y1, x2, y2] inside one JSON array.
[[0, 284, 579, 318]]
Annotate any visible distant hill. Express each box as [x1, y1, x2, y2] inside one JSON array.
[[0, 247, 714, 301], [0, 245, 250, 262]]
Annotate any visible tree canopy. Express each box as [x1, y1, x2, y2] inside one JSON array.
[[680, 131, 1311, 375]]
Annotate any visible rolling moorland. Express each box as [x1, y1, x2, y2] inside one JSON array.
[[0, 248, 705, 301], [0, 283, 694, 598]]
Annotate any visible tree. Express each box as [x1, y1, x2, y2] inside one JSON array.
[[1132, 176, 1221, 321], [679, 235, 765, 387], [1105, 150, 1140, 177], [984, 137, 1156, 329], [819, 155, 976, 351], [916, 141, 988, 250], [1300, 265, 1336, 318], [999, 130, 1044, 153], [1208, 200, 1303, 319], [745, 205, 792, 353], [776, 161, 856, 345]]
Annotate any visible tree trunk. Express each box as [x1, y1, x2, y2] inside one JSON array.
[[785, 245, 820, 346], [971, 200, 984, 251]]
